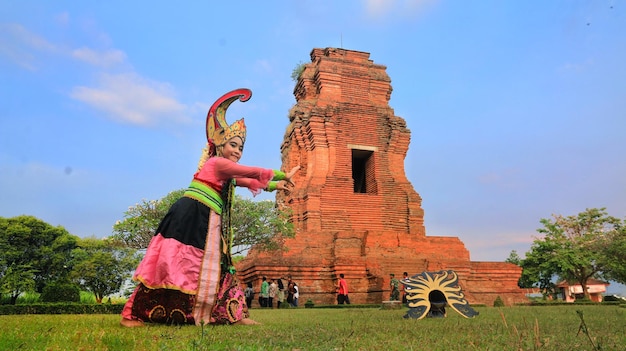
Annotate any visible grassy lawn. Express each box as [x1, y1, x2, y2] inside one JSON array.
[[0, 305, 624, 350]]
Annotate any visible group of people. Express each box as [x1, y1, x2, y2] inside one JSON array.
[[249, 272, 412, 308], [120, 89, 300, 327], [251, 275, 299, 308]]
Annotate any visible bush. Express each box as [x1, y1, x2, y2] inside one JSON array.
[[493, 296, 505, 307], [603, 295, 626, 304], [40, 282, 80, 303], [0, 303, 123, 315]]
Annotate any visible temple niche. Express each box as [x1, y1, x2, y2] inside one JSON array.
[[237, 47, 527, 306]]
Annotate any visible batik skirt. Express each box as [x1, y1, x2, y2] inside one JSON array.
[[121, 197, 249, 325]]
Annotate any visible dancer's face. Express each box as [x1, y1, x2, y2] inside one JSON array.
[[221, 137, 244, 162]]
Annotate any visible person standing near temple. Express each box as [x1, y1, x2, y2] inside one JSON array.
[[268, 278, 277, 308], [244, 282, 255, 309], [389, 273, 400, 301], [291, 283, 299, 307], [401, 271, 409, 304], [336, 273, 350, 305], [286, 275, 295, 305], [276, 278, 285, 308], [260, 276, 269, 308]]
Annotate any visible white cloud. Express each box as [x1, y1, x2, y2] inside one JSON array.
[[0, 23, 58, 70], [70, 73, 190, 127], [5, 23, 57, 52], [0, 23, 190, 127], [71, 47, 127, 67], [0, 22, 126, 70]]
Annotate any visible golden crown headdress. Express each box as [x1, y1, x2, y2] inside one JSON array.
[[205, 88, 251, 156]]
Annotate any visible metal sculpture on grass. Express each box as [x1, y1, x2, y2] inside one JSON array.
[[403, 270, 479, 320]]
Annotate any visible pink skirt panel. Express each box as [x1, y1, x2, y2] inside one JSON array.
[[133, 234, 203, 294]]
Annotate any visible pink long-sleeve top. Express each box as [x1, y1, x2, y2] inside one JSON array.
[[195, 157, 276, 196]]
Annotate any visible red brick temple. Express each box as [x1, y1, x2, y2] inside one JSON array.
[[237, 47, 527, 306]]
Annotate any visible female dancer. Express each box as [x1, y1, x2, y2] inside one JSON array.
[[121, 89, 299, 326]]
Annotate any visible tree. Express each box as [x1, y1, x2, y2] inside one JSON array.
[[518, 241, 560, 299], [70, 237, 139, 303], [0, 216, 78, 296], [112, 191, 295, 253], [505, 250, 521, 265], [521, 208, 623, 300], [230, 196, 295, 255], [0, 264, 36, 304], [112, 190, 185, 249], [599, 221, 626, 285]]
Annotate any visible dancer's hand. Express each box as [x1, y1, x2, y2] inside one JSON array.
[[276, 181, 293, 193], [278, 165, 300, 192], [284, 165, 300, 186]]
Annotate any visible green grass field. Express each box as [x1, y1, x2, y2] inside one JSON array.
[[0, 305, 624, 350]]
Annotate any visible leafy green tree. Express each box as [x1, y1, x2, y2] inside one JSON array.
[[599, 221, 626, 285], [0, 216, 78, 295], [230, 196, 295, 255], [112, 190, 185, 249], [112, 191, 295, 253], [518, 241, 559, 298], [39, 231, 80, 288], [521, 208, 623, 300], [0, 263, 36, 304], [70, 237, 139, 303]]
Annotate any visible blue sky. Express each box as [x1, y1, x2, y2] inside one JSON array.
[[1, 1, 625, 293]]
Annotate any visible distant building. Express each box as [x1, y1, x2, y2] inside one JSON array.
[[556, 279, 610, 302]]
